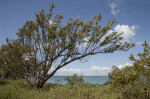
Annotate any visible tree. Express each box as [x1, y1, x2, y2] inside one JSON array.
[[109, 41, 150, 98], [108, 65, 137, 90], [65, 74, 84, 85], [129, 41, 150, 83], [129, 41, 150, 97], [8, 3, 134, 89], [0, 39, 27, 79]]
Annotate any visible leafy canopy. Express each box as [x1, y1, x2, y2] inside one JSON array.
[[108, 41, 150, 98], [0, 3, 134, 88]]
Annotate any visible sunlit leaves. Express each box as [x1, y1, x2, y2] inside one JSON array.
[[109, 41, 150, 98], [0, 3, 134, 88]]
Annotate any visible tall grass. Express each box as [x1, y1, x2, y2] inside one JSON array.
[[0, 79, 117, 99]]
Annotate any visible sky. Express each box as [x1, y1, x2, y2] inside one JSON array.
[[0, 0, 150, 76]]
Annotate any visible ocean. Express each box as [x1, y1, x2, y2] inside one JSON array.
[[47, 76, 109, 85]]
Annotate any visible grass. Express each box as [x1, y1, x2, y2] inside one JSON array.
[[0, 79, 119, 99]]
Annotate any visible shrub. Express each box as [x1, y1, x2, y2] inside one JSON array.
[[109, 41, 150, 99], [64, 74, 84, 85], [54, 78, 62, 85]]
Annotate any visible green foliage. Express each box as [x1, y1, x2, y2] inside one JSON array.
[[0, 79, 117, 99], [0, 3, 134, 89], [109, 66, 137, 89], [129, 41, 150, 82], [0, 39, 28, 79], [109, 41, 150, 99], [65, 74, 84, 85], [54, 78, 62, 85]]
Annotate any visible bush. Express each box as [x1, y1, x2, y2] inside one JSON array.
[[54, 78, 62, 85], [64, 74, 84, 85], [108, 41, 150, 99], [0, 79, 118, 99]]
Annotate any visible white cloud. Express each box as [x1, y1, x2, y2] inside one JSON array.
[[51, 63, 132, 76], [83, 37, 89, 42], [76, 37, 89, 49], [55, 66, 111, 76], [135, 41, 143, 45], [76, 42, 88, 49], [108, 24, 139, 41], [49, 20, 53, 25], [117, 63, 132, 69], [109, 3, 120, 15], [114, 25, 139, 40]]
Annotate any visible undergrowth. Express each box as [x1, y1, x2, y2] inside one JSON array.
[[0, 79, 117, 99]]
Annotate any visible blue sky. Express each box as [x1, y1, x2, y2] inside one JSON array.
[[0, 0, 150, 76]]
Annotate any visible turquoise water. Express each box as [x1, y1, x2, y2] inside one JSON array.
[[47, 76, 109, 85]]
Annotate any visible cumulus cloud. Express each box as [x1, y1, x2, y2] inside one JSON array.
[[117, 63, 132, 69], [108, 24, 139, 41], [114, 24, 139, 40], [51, 63, 132, 76], [109, 3, 120, 15]]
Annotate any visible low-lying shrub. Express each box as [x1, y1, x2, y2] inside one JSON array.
[[0, 79, 117, 99]]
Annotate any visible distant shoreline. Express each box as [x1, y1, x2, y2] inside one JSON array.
[[47, 76, 109, 85]]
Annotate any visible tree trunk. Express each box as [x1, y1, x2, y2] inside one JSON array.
[[36, 83, 44, 89], [3, 71, 11, 78], [36, 75, 53, 89], [36, 79, 47, 90], [35, 68, 59, 89]]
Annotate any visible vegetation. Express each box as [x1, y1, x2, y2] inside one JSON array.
[[0, 39, 26, 79], [0, 3, 134, 89], [54, 78, 62, 85], [108, 41, 150, 99], [65, 74, 84, 85], [1, 2, 149, 99], [0, 78, 118, 99], [0, 44, 150, 99]]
